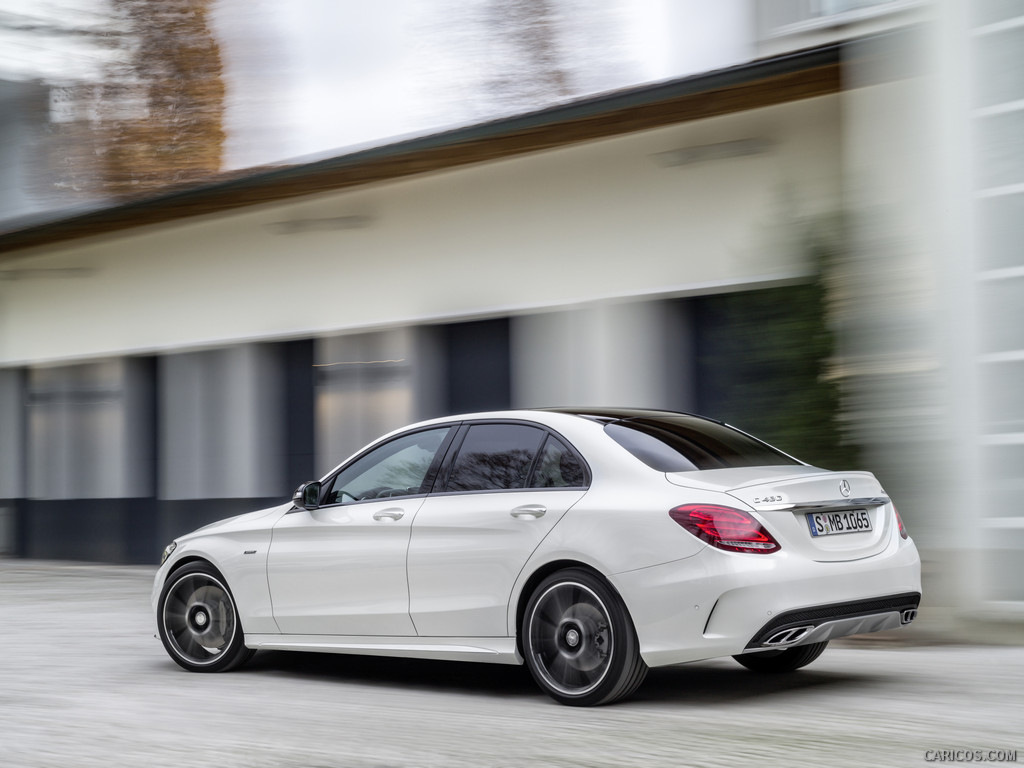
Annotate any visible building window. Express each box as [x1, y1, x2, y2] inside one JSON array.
[[761, 0, 920, 37], [27, 359, 153, 500], [315, 330, 415, 476], [159, 346, 283, 500]]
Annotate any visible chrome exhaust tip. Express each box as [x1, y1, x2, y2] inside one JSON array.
[[901, 609, 918, 625], [762, 625, 815, 647]]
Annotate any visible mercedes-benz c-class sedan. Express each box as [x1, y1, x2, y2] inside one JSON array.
[[153, 407, 921, 706]]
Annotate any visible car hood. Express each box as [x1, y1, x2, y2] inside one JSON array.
[[183, 501, 293, 538]]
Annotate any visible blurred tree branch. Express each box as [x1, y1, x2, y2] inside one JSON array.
[[39, 0, 225, 199]]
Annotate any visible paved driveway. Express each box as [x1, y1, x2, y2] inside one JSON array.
[[1, 559, 1021, 768]]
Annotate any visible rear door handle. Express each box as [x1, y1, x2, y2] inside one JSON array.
[[372, 508, 405, 521], [511, 504, 547, 519]]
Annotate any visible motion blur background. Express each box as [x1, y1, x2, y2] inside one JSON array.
[[0, 0, 1019, 643]]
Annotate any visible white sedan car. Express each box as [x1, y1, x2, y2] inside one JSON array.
[[152, 408, 921, 706]]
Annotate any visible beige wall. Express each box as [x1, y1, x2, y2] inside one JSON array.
[[0, 95, 841, 367]]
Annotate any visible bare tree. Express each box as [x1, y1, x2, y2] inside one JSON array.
[[40, 0, 226, 199], [484, 0, 572, 109], [415, 0, 644, 123]]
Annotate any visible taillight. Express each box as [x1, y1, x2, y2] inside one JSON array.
[[669, 504, 780, 554], [895, 507, 909, 539]]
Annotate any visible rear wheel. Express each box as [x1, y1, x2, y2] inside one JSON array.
[[732, 641, 828, 673], [158, 563, 254, 672], [522, 568, 647, 706]]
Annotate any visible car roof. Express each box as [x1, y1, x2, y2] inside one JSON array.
[[536, 406, 723, 424], [540, 409, 708, 421], [400, 407, 726, 432]]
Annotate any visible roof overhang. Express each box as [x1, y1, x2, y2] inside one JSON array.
[[0, 43, 843, 259]]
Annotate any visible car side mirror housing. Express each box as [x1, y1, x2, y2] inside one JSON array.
[[292, 481, 321, 510]]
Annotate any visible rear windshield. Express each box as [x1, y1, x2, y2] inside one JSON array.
[[604, 416, 801, 472]]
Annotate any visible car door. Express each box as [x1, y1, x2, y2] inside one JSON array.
[[407, 422, 589, 638], [267, 425, 454, 636]]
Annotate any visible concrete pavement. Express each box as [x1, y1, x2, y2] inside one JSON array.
[[1, 559, 1021, 768]]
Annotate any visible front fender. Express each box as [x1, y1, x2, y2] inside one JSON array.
[[152, 527, 279, 635]]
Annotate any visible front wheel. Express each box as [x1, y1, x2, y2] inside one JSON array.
[[732, 641, 828, 673], [157, 563, 255, 672], [522, 568, 647, 706]]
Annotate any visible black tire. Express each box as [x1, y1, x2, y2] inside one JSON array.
[[157, 562, 255, 673], [732, 641, 828, 673], [522, 568, 648, 706]]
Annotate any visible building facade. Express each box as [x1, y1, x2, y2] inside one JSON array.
[[0, 1, 1021, 640]]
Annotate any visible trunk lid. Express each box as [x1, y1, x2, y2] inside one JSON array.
[[667, 467, 893, 562]]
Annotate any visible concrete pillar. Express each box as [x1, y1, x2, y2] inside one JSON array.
[[511, 300, 679, 410]]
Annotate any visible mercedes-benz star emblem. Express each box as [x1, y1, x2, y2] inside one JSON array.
[[839, 479, 852, 498]]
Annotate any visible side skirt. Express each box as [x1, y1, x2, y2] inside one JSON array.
[[244, 634, 523, 665]]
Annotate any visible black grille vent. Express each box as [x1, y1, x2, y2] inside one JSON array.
[[745, 592, 921, 649]]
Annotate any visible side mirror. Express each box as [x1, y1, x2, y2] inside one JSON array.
[[292, 480, 321, 511]]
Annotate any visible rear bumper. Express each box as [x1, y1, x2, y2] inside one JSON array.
[[611, 533, 921, 667], [743, 591, 921, 650]]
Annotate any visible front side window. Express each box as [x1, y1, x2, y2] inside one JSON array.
[[446, 424, 546, 492], [323, 426, 451, 503]]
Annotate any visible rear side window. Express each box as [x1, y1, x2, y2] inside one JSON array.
[[605, 416, 801, 472], [447, 424, 546, 491], [529, 435, 587, 488]]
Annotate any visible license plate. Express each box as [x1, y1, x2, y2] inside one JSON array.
[[806, 509, 872, 537]]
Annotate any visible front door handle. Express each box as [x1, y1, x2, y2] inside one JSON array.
[[372, 508, 405, 521], [511, 504, 547, 519]]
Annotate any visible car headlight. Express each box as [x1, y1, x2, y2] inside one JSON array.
[[160, 541, 177, 565]]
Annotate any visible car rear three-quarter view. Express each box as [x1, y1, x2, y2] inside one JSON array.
[[152, 408, 922, 706]]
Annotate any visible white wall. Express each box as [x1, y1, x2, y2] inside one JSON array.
[[0, 95, 841, 366]]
